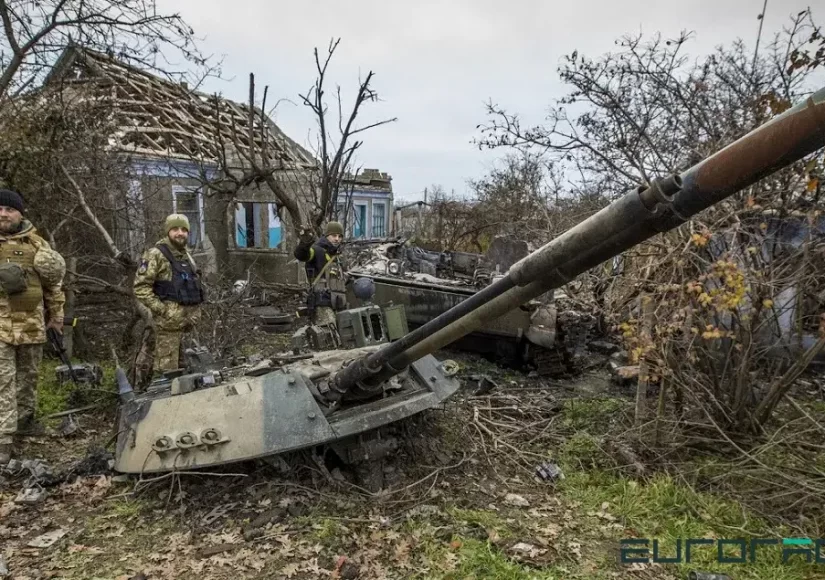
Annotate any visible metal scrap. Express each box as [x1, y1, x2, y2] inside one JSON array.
[[26, 529, 67, 548], [535, 462, 564, 483], [200, 502, 239, 526]]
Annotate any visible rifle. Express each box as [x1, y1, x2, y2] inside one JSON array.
[[47, 323, 79, 384]]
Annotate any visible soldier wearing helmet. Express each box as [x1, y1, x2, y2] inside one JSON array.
[[294, 221, 349, 327], [0, 189, 66, 464], [133, 214, 204, 377]]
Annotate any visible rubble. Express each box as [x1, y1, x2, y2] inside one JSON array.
[[56, 362, 102, 386], [15, 487, 47, 504], [26, 529, 67, 548], [589, 340, 620, 355], [3, 459, 56, 487], [467, 375, 499, 396], [2, 446, 112, 497], [504, 493, 530, 507], [534, 462, 564, 483]]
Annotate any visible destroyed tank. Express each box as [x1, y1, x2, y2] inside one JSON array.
[[343, 238, 589, 376], [113, 85, 825, 478]]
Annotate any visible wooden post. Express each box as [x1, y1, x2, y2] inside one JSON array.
[[64, 257, 77, 360]]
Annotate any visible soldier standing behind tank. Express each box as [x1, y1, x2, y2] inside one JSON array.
[[0, 189, 66, 464], [133, 214, 204, 376], [294, 221, 348, 327]]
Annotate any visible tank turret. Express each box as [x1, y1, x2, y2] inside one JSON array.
[[325, 86, 825, 402], [114, 86, 825, 476]]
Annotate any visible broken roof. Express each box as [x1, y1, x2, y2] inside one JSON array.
[[42, 46, 317, 168], [341, 168, 393, 193]]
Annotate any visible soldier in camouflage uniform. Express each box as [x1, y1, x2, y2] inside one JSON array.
[[294, 221, 348, 327], [0, 189, 66, 464], [133, 214, 204, 376]]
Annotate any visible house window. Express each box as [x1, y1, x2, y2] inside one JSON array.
[[352, 203, 368, 239], [234, 202, 283, 249], [269, 204, 282, 247], [336, 203, 347, 227], [172, 186, 204, 248], [372, 202, 386, 237]]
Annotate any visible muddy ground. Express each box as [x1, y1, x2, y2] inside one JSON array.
[[2, 346, 825, 580]]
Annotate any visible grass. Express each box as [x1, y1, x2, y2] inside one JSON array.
[[553, 399, 825, 580], [561, 397, 628, 432], [36, 357, 117, 419]]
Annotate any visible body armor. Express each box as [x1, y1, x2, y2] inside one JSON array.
[[151, 244, 204, 306], [312, 255, 347, 310], [0, 238, 43, 312]]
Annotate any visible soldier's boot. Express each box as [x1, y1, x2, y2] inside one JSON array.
[[17, 414, 45, 437], [0, 443, 11, 465]]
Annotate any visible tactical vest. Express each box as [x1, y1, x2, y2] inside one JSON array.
[[310, 253, 346, 310], [0, 237, 43, 312], [151, 244, 204, 306]]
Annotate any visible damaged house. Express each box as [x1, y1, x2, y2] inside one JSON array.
[[337, 169, 394, 240], [40, 46, 394, 285]]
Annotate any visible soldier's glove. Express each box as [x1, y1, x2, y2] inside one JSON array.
[[298, 226, 315, 246]]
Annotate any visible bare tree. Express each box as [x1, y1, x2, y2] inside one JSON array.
[[475, 8, 825, 434], [195, 38, 397, 240], [299, 38, 397, 231], [0, 0, 209, 101], [0, 2, 212, 372]]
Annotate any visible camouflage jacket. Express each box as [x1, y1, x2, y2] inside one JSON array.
[[0, 221, 66, 345], [133, 239, 202, 332]]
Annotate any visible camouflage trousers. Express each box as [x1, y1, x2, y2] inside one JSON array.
[[0, 342, 43, 445], [155, 330, 183, 373]]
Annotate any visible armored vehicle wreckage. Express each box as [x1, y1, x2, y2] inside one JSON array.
[[114, 85, 825, 476], [343, 237, 593, 376]]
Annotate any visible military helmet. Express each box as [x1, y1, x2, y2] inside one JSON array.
[[352, 276, 375, 301], [33, 247, 66, 286]]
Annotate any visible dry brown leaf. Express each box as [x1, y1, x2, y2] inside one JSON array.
[[393, 540, 412, 566], [281, 562, 299, 577]]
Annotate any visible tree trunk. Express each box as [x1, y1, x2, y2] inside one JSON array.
[[63, 257, 77, 360]]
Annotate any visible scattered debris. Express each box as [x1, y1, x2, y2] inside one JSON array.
[[59, 414, 80, 437], [196, 543, 241, 559], [611, 364, 639, 386], [248, 306, 295, 333], [504, 493, 530, 507], [56, 362, 103, 386], [589, 340, 620, 355], [44, 404, 100, 419], [27, 529, 68, 548], [0, 554, 7, 577], [15, 487, 46, 504], [535, 462, 564, 482], [200, 502, 239, 526], [245, 359, 274, 376], [4, 458, 56, 488], [64, 446, 113, 479], [468, 375, 499, 396]]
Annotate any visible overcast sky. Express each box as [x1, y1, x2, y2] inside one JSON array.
[[158, 0, 818, 201]]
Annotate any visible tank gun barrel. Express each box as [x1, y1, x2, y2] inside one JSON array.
[[331, 86, 825, 400]]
